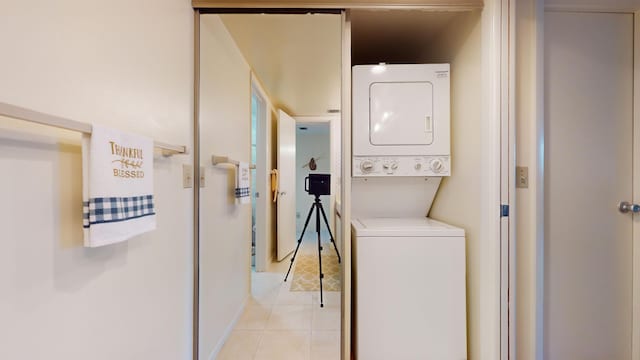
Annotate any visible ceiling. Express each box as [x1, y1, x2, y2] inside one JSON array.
[[217, 11, 473, 115], [220, 14, 342, 117]]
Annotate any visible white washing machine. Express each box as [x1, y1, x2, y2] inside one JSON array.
[[351, 217, 467, 360]]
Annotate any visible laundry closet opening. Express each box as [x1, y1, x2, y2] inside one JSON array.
[[348, 8, 485, 360]]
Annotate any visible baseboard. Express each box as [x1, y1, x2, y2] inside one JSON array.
[[207, 296, 248, 360]]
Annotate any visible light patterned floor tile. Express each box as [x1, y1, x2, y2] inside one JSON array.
[[216, 330, 262, 360], [311, 291, 341, 307], [312, 305, 340, 330], [266, 304, 313, 330], [249, 287, 281, 306], [276, 287, 314, 305], [235, 303, 273, 330], [250, 273, 282, 306], [216, 254, 341, 360], [254, 330, 311, 360], [311, 331, 340, 360]]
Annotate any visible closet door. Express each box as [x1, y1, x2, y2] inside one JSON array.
[[544, 11, 633, 359]]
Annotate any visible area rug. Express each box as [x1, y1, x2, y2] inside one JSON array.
[[290, 252, 341, 291]]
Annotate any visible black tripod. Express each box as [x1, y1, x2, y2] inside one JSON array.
[[284, 194, 341, 307]]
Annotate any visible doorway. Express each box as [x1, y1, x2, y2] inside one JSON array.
[[197, 11, 343, 360], [296, 121, 332, 241], [251, 85, 268, 271], [544, 10, 634, 359]]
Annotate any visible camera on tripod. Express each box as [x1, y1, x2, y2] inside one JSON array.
[[305, 173, 331, 196], [285, 172, 340, 307]]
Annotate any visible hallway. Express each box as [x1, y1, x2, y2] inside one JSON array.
[[216, 234, 341, 360]]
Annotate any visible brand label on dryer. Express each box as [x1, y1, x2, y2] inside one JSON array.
[[436, 71, 449, 78]]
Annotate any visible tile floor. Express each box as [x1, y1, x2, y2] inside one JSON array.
[[216, 235, 341, 360]]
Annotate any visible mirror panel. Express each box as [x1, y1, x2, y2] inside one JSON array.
[[197, 12, 342, 360]]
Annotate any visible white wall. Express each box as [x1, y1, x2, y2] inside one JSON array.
[[0, 1, 194, 359], [198, 15, 252, 360], [295, 129, 331, 235]]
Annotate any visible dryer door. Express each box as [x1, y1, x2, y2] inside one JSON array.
[[370, 81, 433, 146]]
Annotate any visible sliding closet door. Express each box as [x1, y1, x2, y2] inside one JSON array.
[[198, 14, 253, 360]]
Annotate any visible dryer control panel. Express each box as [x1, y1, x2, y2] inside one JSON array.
[[353, 155, 450, 177]]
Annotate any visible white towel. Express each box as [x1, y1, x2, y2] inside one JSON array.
[[235, 162, 250, 205], [82, 124, 156, 247]]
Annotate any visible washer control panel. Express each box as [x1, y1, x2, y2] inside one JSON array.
[[353, 156, 450, 177]]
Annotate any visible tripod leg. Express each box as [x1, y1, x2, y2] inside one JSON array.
[[284, 202, 315, 282], [318, 200, 341, 263], [316, 202, 324, 308]]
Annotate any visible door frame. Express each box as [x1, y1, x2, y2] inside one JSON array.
[[294, 115, 339, 236], [251, 75, 272, 272], [520, 2, 640, 359], [192, 2, 511, 360], [634, 11, 640, 358], [501, 0, 516, 357]]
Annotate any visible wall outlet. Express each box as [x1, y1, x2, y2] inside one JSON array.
[[200, 166, 205, 188], [183, 164, 193, 189], [516, 166, 529, 188]]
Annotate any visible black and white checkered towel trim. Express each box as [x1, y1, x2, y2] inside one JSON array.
[[83, 195, 155, 228], [235, 187, 250, 198]]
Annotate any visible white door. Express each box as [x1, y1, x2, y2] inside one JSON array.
[[277, 109, 296, 261], [544, 11, 633, 359]]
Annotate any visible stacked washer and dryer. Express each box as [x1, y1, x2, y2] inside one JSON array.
[[351, 64, 467, 360]]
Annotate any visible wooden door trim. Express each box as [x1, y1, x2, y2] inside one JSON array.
[[340, 11, 352, 360], [192, 1, 483, 11], [193, 9, 201, 360]]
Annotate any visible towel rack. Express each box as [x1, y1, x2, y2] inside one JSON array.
[[212, 155, 256, 169], [0, 102, 188, 156]]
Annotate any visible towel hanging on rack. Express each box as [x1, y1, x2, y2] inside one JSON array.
[[82, 124, 156, 247], [235, 162, 251, 205]]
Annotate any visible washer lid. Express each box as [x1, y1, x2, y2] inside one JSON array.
[[351, 217, 464, 237]]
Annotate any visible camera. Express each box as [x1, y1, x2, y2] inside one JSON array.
[[305, 173, 331, 196]]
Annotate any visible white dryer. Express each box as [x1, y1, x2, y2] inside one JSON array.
[[352, 64, 451, 177], [351, 217, 467, 360]]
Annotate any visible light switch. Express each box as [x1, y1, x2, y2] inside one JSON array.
[[183, 164, 193, 188], [516, 166, 528, 188]]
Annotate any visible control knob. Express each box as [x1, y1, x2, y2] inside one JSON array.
[[382, 161, 398, 173], [360, 160, 374, 173], [430, 158, 444, 173]]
